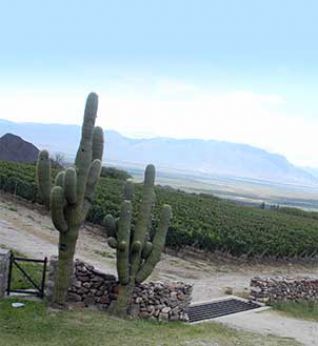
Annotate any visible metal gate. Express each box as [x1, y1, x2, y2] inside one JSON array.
[[187, 298, 262, 323], [7, 254, 47, 298]]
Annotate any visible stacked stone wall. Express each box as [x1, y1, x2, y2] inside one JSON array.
[[47, 258, 192, 322], [250, 276, 318, 303]]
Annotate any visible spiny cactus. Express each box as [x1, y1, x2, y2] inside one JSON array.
[[36, 93, 104, 306], [36, 150, 51, 208], [104, 164, 172, 317]]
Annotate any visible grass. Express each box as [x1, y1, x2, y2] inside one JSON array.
[[0, 299, 300, 346], [10, 258, 43, 291], [5, 250, 44, 291], [274, 301, 318, 322]]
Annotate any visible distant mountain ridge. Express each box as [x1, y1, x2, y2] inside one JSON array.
[[0, 118, 317, 186], [0, 133, 39, 163]]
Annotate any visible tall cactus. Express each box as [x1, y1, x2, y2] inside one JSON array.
[[36, 93, 104, 306], [104, 164, 172, 317]]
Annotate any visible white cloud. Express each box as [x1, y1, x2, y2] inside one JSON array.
[[0, 79, 318, 167]]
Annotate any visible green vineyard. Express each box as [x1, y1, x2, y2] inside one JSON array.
[[1, 160, 318, 258]]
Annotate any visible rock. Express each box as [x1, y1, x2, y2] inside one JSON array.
[[67, 293, 82, 302], [158, 312, 169, 322], [83, 295, 96, 306], [147, 305, 155, 315], [99, 295, 110, 305], [83, 282, 92, 289], [161, 307, 171, 314], [224, 287, 233, 295], [135, 297, 143, 304]]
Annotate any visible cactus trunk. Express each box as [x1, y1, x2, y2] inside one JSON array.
[[104, 165, 172, 317], [36, 93, 103, 306], [109, 284, 134, 318], [54, 226, 78, 304]]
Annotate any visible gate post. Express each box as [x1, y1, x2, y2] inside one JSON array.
[[0, 249, 11, 299]]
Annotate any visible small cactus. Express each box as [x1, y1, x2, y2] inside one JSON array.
[[104, 165, 172, 316], [36, 93, 104, 306]]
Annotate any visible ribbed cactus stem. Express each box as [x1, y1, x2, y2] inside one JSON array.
[[55, 171, 65, 187], [36, 92, 104, 306], [130, 164, 156, 281], [51, 186, 68, 232], [136, 204, 172, 283], [64, 168, 77, 205], [104, 214, 116, 237], [92, 126, 104, 161], [123, 179, 134, 201], [105, 164, 172, 317], [116, 200, 132, 285], [36, 150, 52, 208], [75, 93, 98, 203]]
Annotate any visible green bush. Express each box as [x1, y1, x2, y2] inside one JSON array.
[[100, 166, 132, 180]]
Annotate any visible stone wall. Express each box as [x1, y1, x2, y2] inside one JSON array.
[[0, 249, 10, 299], [47, 258, 192, 322], [250, 276, 318, 304]]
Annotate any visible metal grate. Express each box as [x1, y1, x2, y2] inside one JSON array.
[[187, 298, 262, 323]]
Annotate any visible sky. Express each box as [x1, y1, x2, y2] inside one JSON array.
[[1, 0, 318, 167]]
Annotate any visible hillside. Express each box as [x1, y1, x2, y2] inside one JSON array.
[[0, 133, 39, 163], [0, 119, 317, 185]]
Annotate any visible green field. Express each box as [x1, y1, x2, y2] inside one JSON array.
[[0, 298, 299, 346], [2, 160, 318, 259]]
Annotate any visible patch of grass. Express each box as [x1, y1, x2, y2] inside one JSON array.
[[8, 250, 44, 291], [0, 299, 300, 346], [274, 301, 318, 321]]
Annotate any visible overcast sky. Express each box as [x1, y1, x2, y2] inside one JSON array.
[[1, 0, 318, 167]]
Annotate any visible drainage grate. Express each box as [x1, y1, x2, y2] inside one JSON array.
[[187, 298, 262, 323]]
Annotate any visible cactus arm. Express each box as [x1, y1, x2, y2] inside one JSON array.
[[107, 237, 118, 249], [141, 241, 153, 259], [133, 164, 155, 243], [85, 159, 102, 202], [130, 165, 155, 280], [136, 204, 172, 283], [117, 200, 132, 285], [75, 93, 98, 203], [92, 126, 104, 161], [123, 179, 134, 201], [64, 168, 77, 205], [104, 214, 117, 237], [81, 159, 102, 219], [51, 186, 68, 232], [55, 171, 65, 188], [36, 150, 52, 208]]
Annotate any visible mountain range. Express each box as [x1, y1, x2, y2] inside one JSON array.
[[0, 133, 39, 163], [0, 118, 317, 186]]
